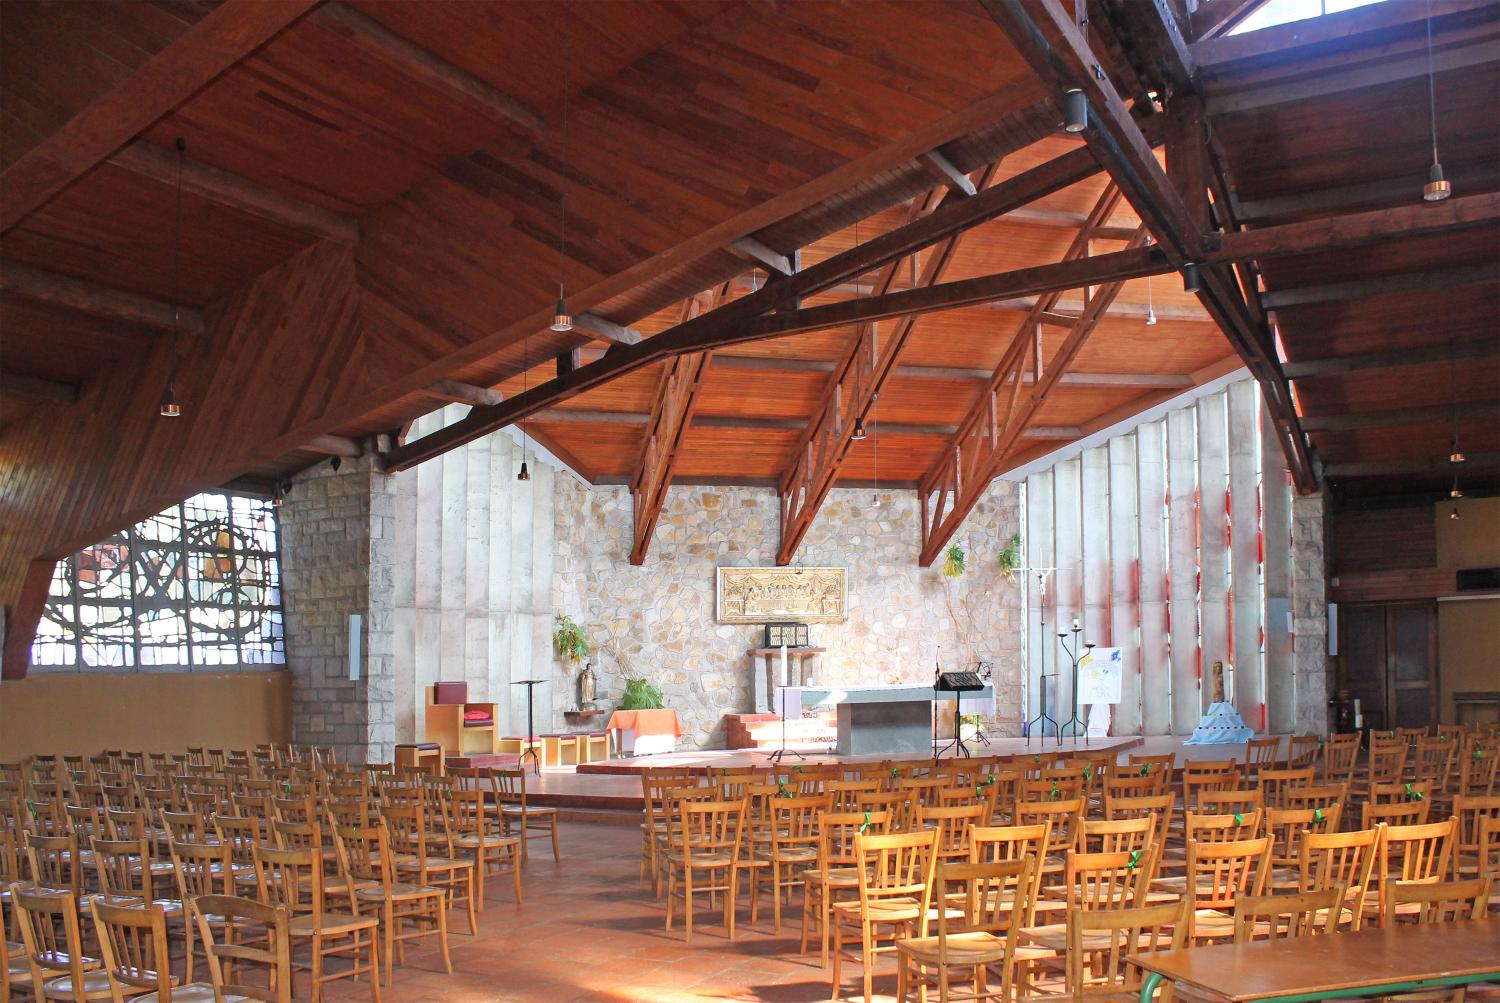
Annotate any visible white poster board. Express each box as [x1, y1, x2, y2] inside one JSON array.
[[1077, 647, 1123, 704]]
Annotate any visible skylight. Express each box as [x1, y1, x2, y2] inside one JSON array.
[[1230, 0, 1392, 34]]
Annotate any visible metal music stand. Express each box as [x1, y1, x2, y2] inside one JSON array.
[[511, 679, 545, 775], [766, 683, 807, 766], [1023, 567, 1061, 746], [934, 670, 984, 761]]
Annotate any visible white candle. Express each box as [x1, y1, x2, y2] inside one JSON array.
[[1072, 616, 1080, 631], [780, 644, 789, 686]]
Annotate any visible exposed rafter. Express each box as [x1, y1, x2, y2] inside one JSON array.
[[1186, 0, 1268, 41], [981, 0, 1318, 493], [0, 0, 319, 235], [917, 184, 1141, 566], [318, 3, 543, 133], [423, 379, 503, 407], [1283, 338, 1500, 379], [0, 263, 205, 334], [0, 374, 79, 404], [1325, 453, 1500, 478], [629, 285, 729, 565], [917, 150, 978, 197], [573, 313, 643, 346], [1300, 401, 1500, 432], [777, 162, 1001, 566], [304, 434, 364, 458], [1261, 262, 1500, 310], [729, 237, 794, 276], [109, 140, 359, 244]]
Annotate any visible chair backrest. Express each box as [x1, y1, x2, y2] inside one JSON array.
[[1186, 835, 1272, 912], [1014, 797, 1083, 857], [253, 843, 323, 918], [169, 839, 235, 902], [1064, 849, 1152, 911], [1452, 794, 1500, 862], [11, 882, 91, 988], [1364, 742, 1407, 785], [1266, 805, 1343, 868], [1376, 817, 1455, 922], [1103, 793, 1176, 848], [192, 894, 293, 1003], [914, 802, 986, 862], [854, 829, 938, 912], [213, 813, 263, 870], [1185, 810, 1263, 844], [1196, 788, 1265, 822], [159, 809, 211, 844], [766, 794, 827, 854], [1284, 783, 1348, 814], [1457, 742, 1499, 797], [1080, 816, 1155, 856], [1232, 887, 1343, 942], [970, 822, 1049, 924], [819, 810, 891, 872], [1258, 767, 1315, 809], [90, 896, 175, 1002], [1322, 733, 1361, 782], [1369, 780, 1432, 806], [1300, 825, 1383, 926], [1245, 737, 1281, 773], [1102, 773, 1160, 801], [930, 857, 1033, 1001], [92, 835, 154, 900], [1067, 899, 1189, 1000], [681, 799, 746, 863], [1362, 798, 1430, 829], [1412, 736, 1455, 788], [1182, 760, 1242, 809], [24, 831, 80, 895], [824, 779, 880, 811], [1387, 876, 1491, 925]]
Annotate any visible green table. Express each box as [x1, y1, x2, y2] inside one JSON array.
[[1132, 918, 1500, 1002]]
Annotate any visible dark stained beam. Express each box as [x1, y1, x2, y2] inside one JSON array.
[[574, 313, 643, 347], [1262, 262, 1500, 310], [304, 434, 363, 458], [533, 406, 1076, 439], [0, 374, 79, 404], [109, 140, 359, 244], [0, 263, 204, 334], [595, 475, 922, 490], [729, 237, 794, 276], [424, 379, 503, 407], [917, 150, 978, 197], [318, 3, 542, 134], [1283, 338, 1500, 378], [1325, 453, 1500, 478], [1236, 164, 1500, 223], [0, 0, 319, 235], [1207, 191, 1500, 260], [1301, 401, 1500, 432], [1, 558, 55, 680]]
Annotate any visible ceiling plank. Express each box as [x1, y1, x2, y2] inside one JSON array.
[[1237, 164, 1500, 223], [0, 374, 79, 405], [317, 2, 543, 134], [423, 379, 503, 407], [1301, 400, 1500, 432], [109, 140, 359, 244], [1283, 338, 1500, 378], [0, 263, 204, 334], [0, 0, 320, 235], [1325, 453, 1500, 477], [629, 287, 726, 566]]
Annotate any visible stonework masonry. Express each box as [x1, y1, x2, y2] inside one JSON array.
[[553, 479, 1024, 749], [1292, 492, 1333, 736]]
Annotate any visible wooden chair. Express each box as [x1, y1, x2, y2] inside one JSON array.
[[1284, 782, 1348, 816], [1387, 876, 1492, 925], [749, 794, 826, 934], [831, 829, 938, 1003], [1180, 760, 1241, 812], [1231, 887, 1342, 942], [1183, 835, 1273, 944], [25, 833, 82, 898], [209, 815, 262, 894], [1079, 816, 1154, 857], [1321, 733, 1361, 786], [89, 896, 204, 1003], [191, 895, 292, 1003], [1013, 797, 1083, 871], [969, 823, 1049, 929], [448, 787, 522, 907], [1299, 825, 1383, 930], [337, 822, 451, 986], [2, 879, 36, 1003], [253, 844, 380, 1003], [489, 768, 560, 864], [89, 837, 192, 983], [1369, 818, 1455, 926], [1125, 754, 1175, 787], [803, 810, 893, 966], [1287, 735, 1321, 771], [663, 799, 747, 943], [1258, 767, 1314, 810], [10, 884, 111, 1002], [1266, 804, 1343, 890], [1412, 736, 1456, 793], [915, 803, 987, 867], [1102, 793, 1175, 850], [1064, 898, 1189, 1002], [1362, 798, 1431, 829], [1244, 737, 1281, 778], [638, 770, 698, 893], [894, 858, 1034, 1003], [378, 803, 477, 937], [1451, 795, 1500, 878], [1195, 789, 1265, 830], [1026, 848, 1156, 956]]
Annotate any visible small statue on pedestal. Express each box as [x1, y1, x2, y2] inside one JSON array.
[[577, 661, 598, 711]]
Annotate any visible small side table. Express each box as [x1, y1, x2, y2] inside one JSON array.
[[394, 743, 444, 776]]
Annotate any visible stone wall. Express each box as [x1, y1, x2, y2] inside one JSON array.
[[279, 456, 392, 764], [1291, 492, 1332, 736], [552, 480, 1023, 748]]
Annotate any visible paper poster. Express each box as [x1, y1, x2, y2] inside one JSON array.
[[1077, 647, 1123, 705]]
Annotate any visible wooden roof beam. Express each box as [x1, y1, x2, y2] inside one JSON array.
[[109, 140, 359, 244], [1301, 401, 1500, 432], [423, 379, 503, 407], [729, 237, 794, 277], [1187, 0, 1269, 41], [917, 150, 978, 197], [0, 0, 319, 236], [1283, 338, 1500, 378], [574, 313, 643, 346], [318, 3, 543, 134], [1262, 261, 1500, 310], [0, 374, 79, 405], [1326, 453, 1500, 478], [534, 406, 1076, 440], [304, 434, 363, 458], [0, 263, 204, 334]]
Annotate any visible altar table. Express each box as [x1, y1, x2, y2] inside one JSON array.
[[605, 708, 683, 757], [1131, 917, 1500, 1002], [790, 684, 994, 756]]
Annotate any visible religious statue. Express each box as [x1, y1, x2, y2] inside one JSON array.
[[1211, 660, 1227, 703], [577, 661, 598, 710]]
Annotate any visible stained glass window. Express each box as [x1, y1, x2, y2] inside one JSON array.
[[33, 492, 285, 669]]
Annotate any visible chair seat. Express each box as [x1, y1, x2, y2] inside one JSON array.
[[452, 833, 519, 850], [137, 982, 249, 1003], [754, 846, 818, 863], [898, 931, 1010, 966], [1192, 908, 1236, 939], [357, 882, 443, 902], [666, 851, 736, 868], [802, 866, 862, 888], [1020, 923, 1122, 953], [324, 875, 381, 895], [288, 911, 380, 937], [501, 805, 557, 818], [40, 968, 113, 1000], [833, 897, 924, 923]]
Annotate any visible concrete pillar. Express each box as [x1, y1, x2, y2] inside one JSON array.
[[1292, 492, 1331, 736]]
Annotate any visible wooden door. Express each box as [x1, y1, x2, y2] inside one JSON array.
[[1338, 601, 1438, 732]]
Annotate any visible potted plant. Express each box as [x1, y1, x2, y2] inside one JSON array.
[[999, 533, 1022, 583], [619, 677, 664, 710], [553, 613, 589, 665], [942, 542, 966, 578]]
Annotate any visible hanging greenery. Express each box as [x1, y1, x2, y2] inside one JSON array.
[[619, 676, 664, 710], [553, 613, 589, 662], [942, 543, 966, 578], [998, 533, 1022, 582]]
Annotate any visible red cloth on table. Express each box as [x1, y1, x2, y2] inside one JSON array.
[[605, 709, 683, 738]]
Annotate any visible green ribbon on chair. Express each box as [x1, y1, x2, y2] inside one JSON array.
[[1138, 764, 1152, 777], [1439, 734, 1449, 742], [1317, 737, 1324, 750], [1126, 849, 1143, 870], [1235, 812, 1245, 826], [976, 785, 986, 799], [891, 767, 902, 779], [1034, 755, 1042, 764], [776, 780, 793, 799], [1313, 808, 1324, 824], [1083, 765, 1093, 782], [792, 764, 804, 775], [982, 774, 997, 788], [1049, 780, 1060, 800], [1405, 783, 1425, 802], [859, 810, 872, 834]]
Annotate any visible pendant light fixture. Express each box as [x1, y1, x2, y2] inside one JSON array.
[[1181, 262, 1202, 294], [1450, 474, 1463, 499], [1063, 89, 1088, 134], [550, 7, 574, 332], [1145, 240, 1158, 326], [159, 137, 187, 418], [1422, 1, 1452, 201], [272, 482, 286, 507], [851, 416, 867, 441], [1448, 337, 1465, 463]]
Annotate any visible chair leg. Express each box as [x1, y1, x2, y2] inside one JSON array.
[[772, 860, 782, 933], [862, 921, 875, 1003], [367, 926, 382, 1003], [665, 869, 677, 932], [435, 897, 452, 974], [512, 845, 524, 904], [464, 869, 478, 935], [684, 869, 695, 944], [473, 848, 486, 910], [549, 816, 560, 862], [310, 934, 324, 1003], [382, 903, 395, 987], [726, 866, 737, 941], [831, 915, 843, 1001]]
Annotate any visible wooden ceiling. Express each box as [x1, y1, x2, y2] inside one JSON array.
[[2, 0, 1498, 673]]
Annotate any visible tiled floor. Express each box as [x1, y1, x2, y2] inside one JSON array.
[[320, 821, 926, 1003]]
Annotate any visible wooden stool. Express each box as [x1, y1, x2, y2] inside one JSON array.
[[394, 743, 444, 775]]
